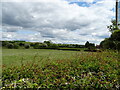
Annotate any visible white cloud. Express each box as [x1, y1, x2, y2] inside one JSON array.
[[1, 0, 115, 44], [65, 0, 95, 3]]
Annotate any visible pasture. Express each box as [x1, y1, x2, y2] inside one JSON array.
[[2, 49, 120, 89]]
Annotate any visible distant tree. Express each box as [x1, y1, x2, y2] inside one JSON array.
[[89, 43, 95, 49], [14, 43, 19, 49], [2, 41, 9, 46], [85, 41, 90, 48], [33, 43, 41, 49], [0, 41, 2, 47], [6, 43, 14, 49], [30, 43, 35, 47], [50, 44, 59, 49], [44, 40, 52, 46], [19, 43, 25, 46], [42, 43, 48, 47], [24, 44, 30, 49]]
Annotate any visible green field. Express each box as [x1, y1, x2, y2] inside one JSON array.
[[2, 49, 81, 67], [2, 49, 120, 89]]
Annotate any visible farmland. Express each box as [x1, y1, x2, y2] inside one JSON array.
[[1, 49, 120, 89]]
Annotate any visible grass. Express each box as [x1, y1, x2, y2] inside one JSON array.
[[1, 49, 120, 89], [2, 49, 80, 67]]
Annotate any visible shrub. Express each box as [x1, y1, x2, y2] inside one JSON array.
[[116, 42, 120, 51], [30, 43, 35, 47], [33, 43, 41, 49], [0, 41, 2, 47], [33, 43, 48, 49], [48, 44, 59, 49], [100, 38, 116, 49], [2, 41, 9, 47], [102, 40, 115, 49], [44, 40, 52, 46], [14, 43, 19, 49], [6, 43, 14, 49], [19, 43, 25, 46], [110, 30, 120, 41], [24, 44, 30, 49], [42, 43, 48, 47]]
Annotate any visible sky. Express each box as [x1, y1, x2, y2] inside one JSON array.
[[119, 1, 120, 24], [1, 0, 116, 44]]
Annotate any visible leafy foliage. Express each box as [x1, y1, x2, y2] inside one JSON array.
[[1, 40, 86, 50], [24, 44, 30, 49], [107, 20, 119, 32], [110, 30, 120, 41], [6, 43, 14, 49], [2, 49, 120, 89], [100, 30, 120, 51]]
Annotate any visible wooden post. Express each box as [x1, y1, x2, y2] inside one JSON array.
[[116, 0, 118, 26]]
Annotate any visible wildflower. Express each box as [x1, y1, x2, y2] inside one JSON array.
[[22, 78, 25, 82], [65, 82, 68, 85]]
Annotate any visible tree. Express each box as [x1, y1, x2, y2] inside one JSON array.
[[19, 43, 25, 46], [85, 41, 89, 48], [116, 42, 120, 51], [107, 20, 119, 32], [49, 44, 59, 49], [42, 43, 48, 47], [6, 43, 14, 49], [30, 43, 35, 47], [102, 40, 115, 49], [110, 30, 120, 41], [2, 41, 9, 46], [100, 20, 120, 50], [14, 43, 19, 49], [88, 43, 95, 50], [24, 44, 30, 49], [44, 40, 52, 46]]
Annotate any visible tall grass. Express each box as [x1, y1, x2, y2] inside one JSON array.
[[2, 49, 120, 89]]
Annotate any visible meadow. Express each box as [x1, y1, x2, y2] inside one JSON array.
[[1, 49, 120, 89]]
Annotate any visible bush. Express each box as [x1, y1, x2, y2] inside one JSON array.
[[14, 43, 19, 49], [100, 30, 120, 50], [30, 43, 35, 47], [2, 41, 9, 47], [102, 40, 115, 49], [6, 43, 14, 49], [42, 43, 48, 47], [33, 43, 48, 49], [116, 42, 120, 51], [44, 40, 52, 46], [19, 43, 25, 46], [110, 30, 120, 41], [100, 38, 116, 49], [24, 44, 30, 49], [33, 43, 41, 49], [0, 41, 2, 47], [50, 44, 59, 49]]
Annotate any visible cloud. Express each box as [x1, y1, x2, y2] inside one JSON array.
[[2, 0, 115, 44], [66, 0, 96, 3]]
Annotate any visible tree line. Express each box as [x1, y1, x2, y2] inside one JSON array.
[[1, 40, 85, 49]]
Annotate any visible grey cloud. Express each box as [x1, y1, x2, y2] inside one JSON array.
[[2, 2, 35, 28], [1, 0, 114, 44]]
